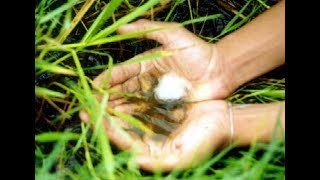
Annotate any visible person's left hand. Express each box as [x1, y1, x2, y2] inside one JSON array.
[[92, 19, 234, 102], [80, 100, 231, 172]]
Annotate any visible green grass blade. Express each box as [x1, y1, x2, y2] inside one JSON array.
[[46, 13, 62, 38], [107, 108, 153, 134], [35, 0, 46, 24], [82, 0, 124, 42], [124, 0, 135, 9], [222, 4, 261, 35], [100, 54, 113, 89], [234, 89, 271, 103], [82, 65, 110, 71], [91, 0, 160, 41], [107, 91, 143, 99], [91, 93, 110, 143], [62, 4, 73, 35], [41, 28, 163, 49], [86, 92, 115, 179], [53, 105, 84, 122], [36, 60, 77, 76], [53, 81, 81, 98], [245, 89, 285, 99], [35, 86, 66, 98], [72, 122, 91, 154], [186, 0, 195, 33], [118, 49, 178, 66], [193, 144, 236, 176], [181, 14, 222, 26], [80, 50, 112, 56], [89, 28, 162, 46], [35, 132, 81, 142], [70, 50, 91, 97], [97, 126, 115, 180], [257, 0, 270, 9], [81, 122, 99, 179], [221, 0, 253, 34], [164, 0, 185, 22], [36, 140, 66, 177], [57, 0, 95, 43], [39, 0, 80, 24]]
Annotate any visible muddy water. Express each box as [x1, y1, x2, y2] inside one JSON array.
[[121, 72, 187, 138]]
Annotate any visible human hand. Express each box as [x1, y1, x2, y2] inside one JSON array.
[[80, 100, 231, 172], [94, 19, 234, 102], [79, 19, 236, 172]]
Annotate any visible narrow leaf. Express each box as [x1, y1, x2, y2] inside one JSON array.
[[181, 14, 222, 26], [91, 0, 160, 41], [35, 86, 66, 98], [82, 0, 124, 42], [107, 108, 153, 134], [36, 60, 77, 76], [35, 132, 81, 142], [39, 0, 80, 24]]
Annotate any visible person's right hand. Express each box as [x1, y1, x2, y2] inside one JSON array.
[[94, 19, 235, 102], [80, 100, 232, 172]]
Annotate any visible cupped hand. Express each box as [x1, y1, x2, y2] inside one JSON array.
[[80, 100, 231, 172], [94, 19, 234, 102]]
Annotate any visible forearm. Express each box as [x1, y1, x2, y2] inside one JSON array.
[[232, 101, 285, 146], [216, 0, 285, 91]]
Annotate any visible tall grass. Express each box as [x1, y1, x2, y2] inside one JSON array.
[[35, 0, 284, 179]]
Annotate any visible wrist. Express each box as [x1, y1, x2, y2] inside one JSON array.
[[231, 102, 285, 146], [188, 44, 237, 101], [215, 0, 285, 91], [207, 44, 238, 99]]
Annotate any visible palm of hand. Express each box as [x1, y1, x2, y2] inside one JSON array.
[[133, 100, 231, 172], [80, 99, 230, 172]]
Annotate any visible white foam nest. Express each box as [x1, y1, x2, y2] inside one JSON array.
[[154, 72, 191, 101]]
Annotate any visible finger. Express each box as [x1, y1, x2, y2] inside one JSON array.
[[112, 103, 152, 134], [118, 19, 206, 49], [94, 53, 165, 98], [137, 141, 182, 172], [91, 93, 128, 109], [108, 76, 141, 100], [79, 110, 131, 129], [79, 110, 90, 123], [114, 103, 182, 136], [117, 19, 180, 45], [108, 98, 128, 109], [137, 156, 174, 172], [114, 103, 149, 115], [151, 106, 186, 123], [79, 109, 148, 152], [93, 63, 141, 88], [107, 58, 163, 101], [103, 116, 142, 150], [93, 45, 165, 89]]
